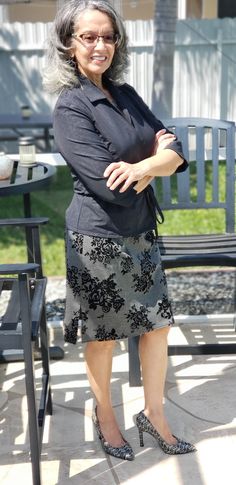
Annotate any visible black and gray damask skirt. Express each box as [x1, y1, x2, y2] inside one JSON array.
[[64, 229, 174, 343]]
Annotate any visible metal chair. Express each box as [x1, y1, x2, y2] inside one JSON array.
[[0, 262, 52, 485], [0, 217, 63, 483], [128, 118, 236, 386], [0, 217, 64, 361]]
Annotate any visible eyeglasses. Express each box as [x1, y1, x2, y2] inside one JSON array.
[[72, 32, 119, 46]]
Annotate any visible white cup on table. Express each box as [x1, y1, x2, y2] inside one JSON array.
[[19, 136, 36, 167], [21, 105, 32, 119], [0, 152, 14, 180]]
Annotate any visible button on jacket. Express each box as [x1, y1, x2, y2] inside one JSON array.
[[53, 75, 188, 237]]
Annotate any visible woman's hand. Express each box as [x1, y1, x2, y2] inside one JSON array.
[[134, 175, 153, 194], [153, 129, 176, 154], [103, 160, 145, 193], [103, 129, 178, 193], [133, 129, 176, 194]]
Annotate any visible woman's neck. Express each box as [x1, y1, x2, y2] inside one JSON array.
[[81, 71, 103, 89], [80, 72, 114, 104]]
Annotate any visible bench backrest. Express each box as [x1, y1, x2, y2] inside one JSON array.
[[159, 118, 236, 232]]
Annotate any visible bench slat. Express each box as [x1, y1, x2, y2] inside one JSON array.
[[1, 280, 20, 330]]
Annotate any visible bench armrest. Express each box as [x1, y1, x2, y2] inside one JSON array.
[[0, 263, 39, 275], [0, 217, 49, 227]]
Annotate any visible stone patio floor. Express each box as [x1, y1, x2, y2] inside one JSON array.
[[0, 269, 236, 484]]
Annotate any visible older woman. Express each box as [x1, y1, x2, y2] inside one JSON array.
[[44, 0, 196, 461]]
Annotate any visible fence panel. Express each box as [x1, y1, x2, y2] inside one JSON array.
[[173, 18, 236, 121], [0, 22, 54, 114], [0, 19, 235, 121]]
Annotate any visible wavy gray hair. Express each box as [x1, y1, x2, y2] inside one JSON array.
[[43, 0, 129, 93]]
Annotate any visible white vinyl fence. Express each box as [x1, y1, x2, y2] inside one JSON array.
[[0, 18, 236, 121], [173, 18, 236, 122]]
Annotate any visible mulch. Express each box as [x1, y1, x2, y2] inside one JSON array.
[[45, 269, 236, 321]]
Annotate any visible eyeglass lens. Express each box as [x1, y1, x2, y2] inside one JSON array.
[[76, 33, 118, 45]]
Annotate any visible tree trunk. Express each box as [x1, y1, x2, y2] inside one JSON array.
[[152, 0, 177, 120]]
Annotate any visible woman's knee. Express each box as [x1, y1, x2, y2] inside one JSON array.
[[86, 339, 116, 353], [141, 325, 170, 341]]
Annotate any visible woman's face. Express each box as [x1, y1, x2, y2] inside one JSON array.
[[71, 9, 116, 85]]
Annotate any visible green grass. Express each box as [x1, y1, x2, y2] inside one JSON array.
[[157, 160, 227, 235], [158, 207, 225, 235], [0, 163, 233, 276], [0, 167, 73, 276]]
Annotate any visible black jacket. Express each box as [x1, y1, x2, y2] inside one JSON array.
[[53, 75, 188, 237]]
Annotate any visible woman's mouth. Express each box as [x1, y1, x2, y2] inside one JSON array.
[[91, 55, 107, 62]]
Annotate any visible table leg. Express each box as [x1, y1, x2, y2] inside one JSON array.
[[23, 193, 35, 264], [44, 127, 51, 151], [23, 193, 31, 217]]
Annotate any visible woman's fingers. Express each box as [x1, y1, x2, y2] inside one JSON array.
[[104, 162, 126, 188], [155, 129, 176, 143], [154, 130, 176, 154], [103, 162, 121, 178], [106, 168, 125, 188], [104, 161, 135, 192], [118, 176, 134, 193], [157, 134, 176, 145], [108, 171, 131, 191], [155, 129, 166, 140]]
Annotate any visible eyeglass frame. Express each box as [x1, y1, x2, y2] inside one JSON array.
[[71, 32, 120, 47]]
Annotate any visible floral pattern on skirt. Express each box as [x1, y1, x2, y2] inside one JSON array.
[[64, 230, 174, 343]]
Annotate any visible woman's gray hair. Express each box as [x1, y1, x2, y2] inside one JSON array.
[[43, 0, 129, 94]]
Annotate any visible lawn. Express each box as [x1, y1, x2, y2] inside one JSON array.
[[0, 163, 230, 277], [0, 167, 73, 276]]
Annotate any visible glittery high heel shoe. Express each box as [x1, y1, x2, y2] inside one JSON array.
[[92, 406, 135, 461], [136, 411, 196, 455]]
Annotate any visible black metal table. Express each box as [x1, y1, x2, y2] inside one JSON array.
[[0, 159, 55, 216], [0, 113, 53, 150], [0, 160, 64, 361]]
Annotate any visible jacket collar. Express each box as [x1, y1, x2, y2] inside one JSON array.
[[77, 73, 108, 103], [76, 73, 122, 104], [76, 73, 133, 123]]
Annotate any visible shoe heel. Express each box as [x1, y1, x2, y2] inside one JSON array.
[[138, 428, 144, 447]]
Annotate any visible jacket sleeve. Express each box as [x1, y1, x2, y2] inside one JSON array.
[[122, 84, 188, 173], [53, 98, 138, 206]]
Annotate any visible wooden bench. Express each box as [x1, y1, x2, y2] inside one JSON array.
[[128, 117, 236, 386]]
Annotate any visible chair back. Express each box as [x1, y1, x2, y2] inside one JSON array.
[[159, 118, 236, 232]]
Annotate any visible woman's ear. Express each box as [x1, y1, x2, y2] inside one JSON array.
[[68, 41, 75, 56], [68, 55, 77, 69]]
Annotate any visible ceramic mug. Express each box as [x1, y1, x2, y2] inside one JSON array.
[[0, 153, 14, 180]]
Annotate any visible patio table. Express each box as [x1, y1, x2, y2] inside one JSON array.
[[0, 159, 56, 216]]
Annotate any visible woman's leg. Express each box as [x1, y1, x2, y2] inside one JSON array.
[[139, 326, 176, 444], [85, 340, 125, 447]]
